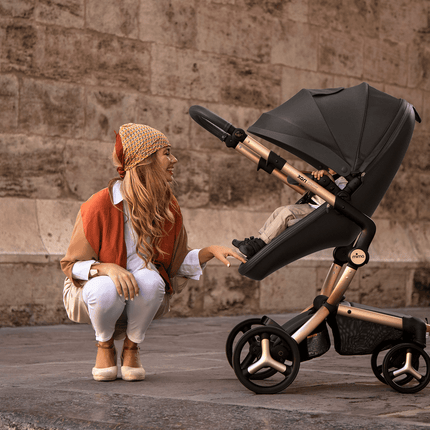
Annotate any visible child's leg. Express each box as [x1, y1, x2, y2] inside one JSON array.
[[258, 206, 296, 244], [259, 204, 315, 243]]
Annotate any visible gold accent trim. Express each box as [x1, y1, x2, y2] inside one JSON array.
[[247, 338, 287, 374], [242, 136, 336, 206], [292, 266, 357, 344], [337, 304, 404, 329], [320, 263, 342, 296]]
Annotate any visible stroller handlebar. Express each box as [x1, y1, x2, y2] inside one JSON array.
[[189, 105, 236, 141]]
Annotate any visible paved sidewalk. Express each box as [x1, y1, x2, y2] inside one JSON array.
[[1, 308, 430, 430]]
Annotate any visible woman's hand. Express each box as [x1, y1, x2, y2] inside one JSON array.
[[199, 246, 247, 267], [92, 263, 139, 300]]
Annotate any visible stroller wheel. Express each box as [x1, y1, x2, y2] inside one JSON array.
[[382, 343, 430, 394], [232, 326, 300, 394], [371, 341, 398, 385], [226, 318, 263, 368]]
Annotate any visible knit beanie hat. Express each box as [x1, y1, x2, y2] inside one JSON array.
[[115, 123, 170, 178]]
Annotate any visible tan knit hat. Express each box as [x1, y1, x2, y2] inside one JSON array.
[[118, 123, 170, 172]]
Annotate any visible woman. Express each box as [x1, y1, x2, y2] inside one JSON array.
[[61, 123, 245, 382]]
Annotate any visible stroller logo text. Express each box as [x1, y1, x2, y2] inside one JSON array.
[[351, 249, 367, 265], [297, 175, 308, 183]]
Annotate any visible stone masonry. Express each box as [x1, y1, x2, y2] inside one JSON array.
[[0, 0, 429, 326]]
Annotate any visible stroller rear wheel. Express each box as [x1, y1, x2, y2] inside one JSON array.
[[226, 318, 263, 367], [232, 326, 300, 394], [382, 343, 430, 394]]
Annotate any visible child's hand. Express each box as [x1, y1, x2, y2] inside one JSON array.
[[312, 169, 334, 181]]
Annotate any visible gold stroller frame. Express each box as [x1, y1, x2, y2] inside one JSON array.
[[226, 132, 430, 394]]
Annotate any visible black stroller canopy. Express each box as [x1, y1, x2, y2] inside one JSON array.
[[248, 82, 416, 177]]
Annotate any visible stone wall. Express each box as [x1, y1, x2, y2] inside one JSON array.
[[1, 0, 430, 326]]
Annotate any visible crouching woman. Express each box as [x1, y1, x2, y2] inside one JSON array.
[[61, 123, 245, 382]]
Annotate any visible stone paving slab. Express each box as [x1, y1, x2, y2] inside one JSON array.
[[1, 309, 430, 429]]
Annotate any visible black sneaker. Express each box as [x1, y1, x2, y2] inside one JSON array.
[[232, 236, 266, 259]]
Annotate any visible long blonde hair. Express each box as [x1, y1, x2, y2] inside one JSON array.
[[109, 150, 175, 265]]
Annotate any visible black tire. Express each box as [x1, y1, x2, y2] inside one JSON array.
[[382, 343, 430, 394], [232, 326, 300, 394], [225, 318, 262, 367]]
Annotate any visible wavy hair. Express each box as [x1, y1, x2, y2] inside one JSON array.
[[109, 150, 175, 266]]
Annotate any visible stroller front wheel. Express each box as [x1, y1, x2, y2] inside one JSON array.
[[382, 343, 430, 394], [232, 326, 300, 394]]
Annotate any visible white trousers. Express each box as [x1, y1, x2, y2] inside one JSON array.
[[259, 204, 315, 244], [82, 268, 165, 343]]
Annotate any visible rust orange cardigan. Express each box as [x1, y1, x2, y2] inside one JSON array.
[[61, 188, 190, 294]]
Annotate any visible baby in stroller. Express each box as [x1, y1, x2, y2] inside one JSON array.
[[233, 168, 347, 258]]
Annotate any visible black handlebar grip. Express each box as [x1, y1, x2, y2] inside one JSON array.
[[189, 105, 236, 141]]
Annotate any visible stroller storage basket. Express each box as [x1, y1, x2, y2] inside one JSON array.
[[329, 313, 403, 356]]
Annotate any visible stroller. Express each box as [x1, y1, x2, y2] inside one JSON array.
[[189, 82, 430, 395]]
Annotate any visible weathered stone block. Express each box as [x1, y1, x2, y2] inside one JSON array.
[[318, 30, 363, 77], [309, 0, 379, 39], [236, 0, 287, 16], [401, 132, 430, 171], [86, 0, 139, 38], [0, 74, 18, 132], [219, 57, 282, 109], [180, 208, 271, 249], [196, 3, 272, 62], [202, 265, 260, 316], [281, 68, 334, 101], [0, 304, 68, 327], [168, 279, 204, 318], [357, 266, 409, 307], [0, 134, 67, 199], [0, 0, 35, 18], [259, 263, 318, 312], [174, 149, 211, 209], [408, 32, 430, 91], [81, 32, 151, 91], [37, 26, 86, 82], [63, 140, 117, 201], [407, 223, 430, 262], [0, 199, 49, 263], [35, 0, 84, 28], [151, 45, 220, 101], [0, 21, 42, 74], [208, 151, 283, 211], [375, 171, 419, 222], [36, 199, 82, 257], [420, 92, 430, 132], [139, 0, 197, 49], [379, 0, 428, 44], [411, 267, 430, 306], [364, 39, 408, 86], [286, 0, 308, 23], [271, 21, 318, 71], [19, 79, 85, 138], [369, 219, 418, 263], [136, 95, 191, 150], [85, 90, 138, 142]]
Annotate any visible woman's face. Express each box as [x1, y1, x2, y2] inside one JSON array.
[[156, 147, 178, 182]]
